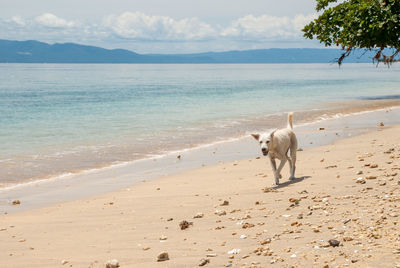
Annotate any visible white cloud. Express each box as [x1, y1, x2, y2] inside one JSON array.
[[104, 12, 216, 41], [292, 13, 318, 31], [0, 12, 319, 53], [221, 13, 316, 40], [10, 16, 26, 26], [35, 13, 77, 28]]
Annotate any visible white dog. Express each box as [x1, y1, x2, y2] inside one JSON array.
[[251, 112, 297, 185]]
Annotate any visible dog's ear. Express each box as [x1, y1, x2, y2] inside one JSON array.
[[251, 134, 260, 140], [270, 129, 277, 139]]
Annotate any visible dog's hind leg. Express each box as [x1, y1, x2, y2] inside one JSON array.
[[288, 151, 296, 180], [288, 157, 295, 180]]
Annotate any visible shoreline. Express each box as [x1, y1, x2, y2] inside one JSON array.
[[1, 104, 400, 214], [1, 114, 399, 267], [1, 100, 400, 191]]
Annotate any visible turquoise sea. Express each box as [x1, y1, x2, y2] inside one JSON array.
[[0, 63, 399, 186]]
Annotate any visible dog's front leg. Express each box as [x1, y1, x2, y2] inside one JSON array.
[[276, 158, 287, 179], [269, 157, 280, 185]]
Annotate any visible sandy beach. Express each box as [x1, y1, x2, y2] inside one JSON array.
[[1, 120, 399, 267]]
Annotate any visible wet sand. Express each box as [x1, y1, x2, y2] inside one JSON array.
[[1, 98, 399, 188], [0, 116, 399, 267], [1, 106, 400, 213]]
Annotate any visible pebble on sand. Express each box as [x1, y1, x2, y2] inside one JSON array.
[[105, 259, 119, 268], [220, 200, 229, 206], [179, 220, 193, 230], [215, 210, 227, 216], [199, 258, 210, 266], [328, 239, 340, 247], [157, 252, 169, 262], [227, 249, 241, 254], [356, 177, 366, 184], [194, 213, 204, 219], [159, 235, 168, 240]]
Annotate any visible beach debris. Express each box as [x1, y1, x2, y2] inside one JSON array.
[[61, 260, 68, 265], [260, 238, 271, 245], [325, 165, 337, 169], [227, 249, 241, 254], [319, 127, 325, 130], [12, 200, 20, 205], [220, 200, 229, 206], [157, 252, 169, 262], [206, 253, 217, 257], [328, 239, 340, 247], [193, 212, 204, 219], [384, 148, 395, 154], [343, 236, 353, 241], [215, 210, 226, 216], [198, 258, 210, 266], [105, 259, 119, 268], [262, 187, 277, 193], [343, 218, 351, 224], [366, 175, 377, 180], [225, 263, 232, 267], [142, 246, 151, 251], [356, 177, 366, 184], [18, 239, 26, 242], [242, 222, 255, 229], [179, 220, 193, 230], [177, 155, 181, 160], [379, 122, 384, 127], [159, 235, 168, 240], [356, 170, 363, 175], [240, 234, 247, 239]]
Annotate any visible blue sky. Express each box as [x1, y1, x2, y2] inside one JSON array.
[[0, 0, 322, 53]]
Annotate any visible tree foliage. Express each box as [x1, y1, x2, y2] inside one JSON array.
[[303, 0, 400, 65]]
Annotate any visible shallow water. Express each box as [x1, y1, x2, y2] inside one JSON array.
[[0, 63, 399, 186]]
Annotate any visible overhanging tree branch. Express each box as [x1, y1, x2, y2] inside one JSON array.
[[303, 0, 400, 65]]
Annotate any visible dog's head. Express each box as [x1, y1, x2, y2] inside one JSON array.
[[251, 131, 275, 156]]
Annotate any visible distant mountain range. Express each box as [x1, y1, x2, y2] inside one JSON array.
[[0, 39, 373, 63]]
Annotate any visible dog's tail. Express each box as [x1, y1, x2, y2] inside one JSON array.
[[287, 112, 293, 130]]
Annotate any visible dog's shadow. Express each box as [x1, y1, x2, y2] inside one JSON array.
[[268, 176, 311, 190]]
